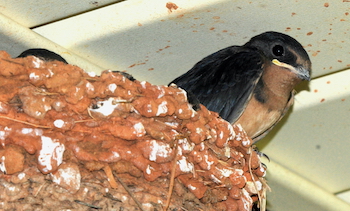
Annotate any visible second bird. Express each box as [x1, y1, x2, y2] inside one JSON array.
[[170, 31, 311, 142]]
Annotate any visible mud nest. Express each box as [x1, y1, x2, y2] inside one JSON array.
[[0, 51, 267, 210]]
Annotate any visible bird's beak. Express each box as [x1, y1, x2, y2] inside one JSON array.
[[272, 59, 311, 81]]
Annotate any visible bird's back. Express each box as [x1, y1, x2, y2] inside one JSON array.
[[170, 46, 264, 124]]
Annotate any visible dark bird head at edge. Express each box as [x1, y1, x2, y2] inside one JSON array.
[[17, 48, 68, 64], [244, 31, 311, 81]]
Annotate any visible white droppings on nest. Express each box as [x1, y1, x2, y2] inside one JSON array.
[[52, 101, 65, 111], [156, 101, 168, 116], [87, 71, 96, 77], [176, 145, 183, 157], [51, 166, 81, 189], [133, 122, 146, 137], [236, 133, 242, 141], [20, 128, 43, 136], [31, 57, 44, 68], [121, 195, 128, 203], [241, 188, 253, 210], [18, 172, 26, 180], [140, 81, 147, 89], [29, 72, 40, 81], [188, 105, 197, 118], [178, 138, 195, 152], [47, 69, 54, 77], [146, 164, 155, 175], [53, 119, 65, 128], [168, 83, 177, 88], [260, 166, 267, 177], [35, 111, 42, 117], [85, 82, 94, 92], [156, 86, 165, 99], [242, 138, 251, 147], [199, 142, 205, 151], [4, 183, 16, 192], [149, 140, 172, 162], [73, 87, 83, 101], [89, 97, 119, 116], [245, 180, 262, 194], [176, 87, 188, 101], [227, 123, 236, 138], [204, 154, 214, 170], [216, 166, 234, 177], [219, 131, 224, 139], [0, 102, 8, 113], [164, 121, 179, 128], [142, 203, 153, 209], [177, 156, 194, 173], [0, 126, 11, 145], [146, 104, 152, 113], [112, 151, 120, 159], [38, 136, 65, 173], [191, 110, 196, 118], [83, 187, 89, 194], [0, 132, 5, 147], [0, 156, 6, 173], [235, 168, 244, 176], [195, 127, 203, 134], [188, 184, 197, 190], [41, 97, 52, 112], [108, 83, 117, 93]]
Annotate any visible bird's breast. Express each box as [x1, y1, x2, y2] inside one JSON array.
[[235, 91, 292, 141]]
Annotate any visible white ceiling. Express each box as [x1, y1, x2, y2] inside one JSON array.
[[0, 0, 350, 210]]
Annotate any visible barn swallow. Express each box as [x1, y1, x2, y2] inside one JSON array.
[[17, 48, 68, 64], [170, 31, 311, 142], [16, 49, 138, 82]]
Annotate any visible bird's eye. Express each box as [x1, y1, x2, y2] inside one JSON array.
[[272, 45, 284, 56]]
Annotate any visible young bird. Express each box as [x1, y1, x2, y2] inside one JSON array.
[[170, 31, 311, 142], [17, 48, 68, 64]]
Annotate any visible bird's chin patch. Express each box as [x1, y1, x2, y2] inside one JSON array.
[[272, 59, 295, 71], [272, 59, 310, 81]]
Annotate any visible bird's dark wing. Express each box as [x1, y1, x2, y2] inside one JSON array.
[[170, 46, 264, 123]]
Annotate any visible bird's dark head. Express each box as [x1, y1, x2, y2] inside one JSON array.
[[17, 48, 68, 64], [244, 31, 311, 81]]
